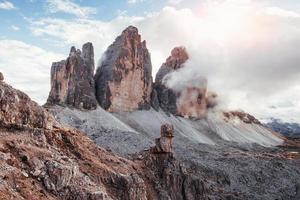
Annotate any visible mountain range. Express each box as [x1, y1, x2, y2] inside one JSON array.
[[0, 26, 299, 200]]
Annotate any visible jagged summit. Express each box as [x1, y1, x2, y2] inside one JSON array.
[[155, 46, 189, 83], [46, 42, 97, 110], [122, 25, 139, 35], [94, 25, 153, 112]]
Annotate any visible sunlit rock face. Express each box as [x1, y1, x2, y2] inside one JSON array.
[[46, 43, 97, 110], [155, 47, 214, 119], [95, 26, 153, 112]]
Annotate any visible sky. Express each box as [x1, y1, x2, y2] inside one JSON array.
[[0, 0, 300, 123]]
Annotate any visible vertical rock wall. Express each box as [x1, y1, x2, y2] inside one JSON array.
[[94, 26, 153, 112]]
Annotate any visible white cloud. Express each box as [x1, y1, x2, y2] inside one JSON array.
[[46, 0, 96, 18], [168, 0, 182, 5], [0, 40, 64, 104], [10, 25, 20, 31], [27, 1, 300, 122], [127, 0, 145, 4], [0, 1, 15, 10]]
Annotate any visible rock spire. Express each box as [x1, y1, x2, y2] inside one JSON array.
[[94, 26, 153, 112], [46, 42, 97, 110]]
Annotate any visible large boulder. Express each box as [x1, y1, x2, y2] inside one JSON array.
[[94, 26, 153, 112], [46, 43, 97, 110]]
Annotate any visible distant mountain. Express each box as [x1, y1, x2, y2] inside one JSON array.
[[265, 118, 300, 138]]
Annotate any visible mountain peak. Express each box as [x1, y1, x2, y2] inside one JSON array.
[[94, 26, 152, 112], [123, 25, 139, 34]]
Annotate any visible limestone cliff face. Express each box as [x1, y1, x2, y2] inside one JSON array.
[[94, 26, 153, 112], [154, 47, 212, 119], [46, 43, 97, 110]]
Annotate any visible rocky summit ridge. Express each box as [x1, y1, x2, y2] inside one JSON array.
[[47, 26, 216, 119]]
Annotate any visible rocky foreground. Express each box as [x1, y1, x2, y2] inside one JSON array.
[[1, 73, 300, 200], [0, 75, 213, 199]]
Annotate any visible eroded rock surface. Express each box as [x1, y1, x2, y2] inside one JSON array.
[[95, 26, 153, 112], [47, 43, 97, 110], [152, 124, 174, 153]]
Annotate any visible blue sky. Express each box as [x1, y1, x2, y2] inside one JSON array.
[[0, 0, 168, 53], [1, 0, 299, 55], [1, 0, 300, 123]]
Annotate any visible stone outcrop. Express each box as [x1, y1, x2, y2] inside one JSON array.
[[46, 43, 97, 110], [94, 26, 153, 112], [0, 72, 3, 81], [151, 124, 174, 153]]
